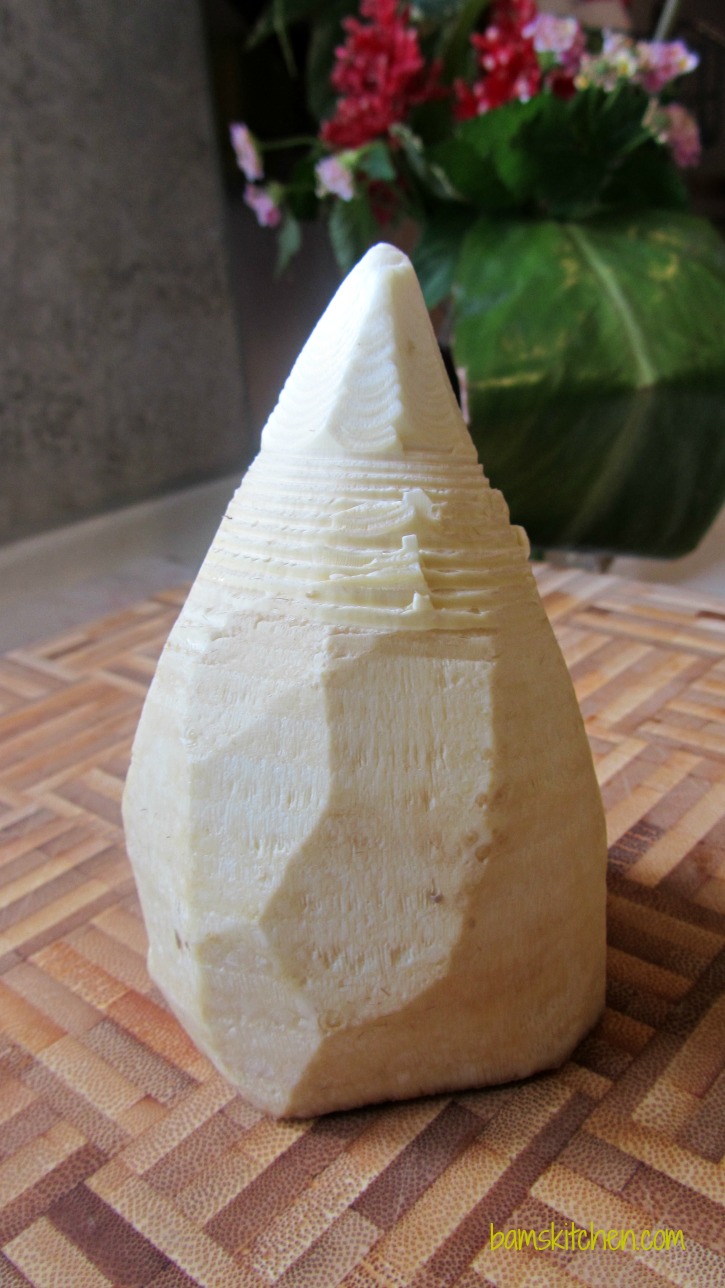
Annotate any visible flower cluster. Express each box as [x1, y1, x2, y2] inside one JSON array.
[[230, 123, 263, 183], [320, 0, 444, 150], [645, 100, 702, 169], [243, 183, 282, 228], [455, 1, 541, 119], [232, 122, 359, 229], [231, 0, 703, 242], [315, 155, 356, 201], [525, 13, 585, 98], [229, 122, 282, 226], [577, 31, 699, 94]]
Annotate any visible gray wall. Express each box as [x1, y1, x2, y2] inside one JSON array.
[[1, 0, 247, 545]]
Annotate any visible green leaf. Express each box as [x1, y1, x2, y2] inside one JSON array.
[[306, 0, 357, 122], [431, 100, 546, 213], [604, 139, 688, 212], [328, 195, 378, 273], [437, 0, 491, 79], [412, 207, 475, 308], [390, 124, 461, 202], [457, 96, 543, 154], [430, 138, 515, 209], [276, 214, 303, 274], [356, 141, 397, 182], [452, 211, 725, 556], [517, 87, 653, 219], [457, 97, 543, 204]]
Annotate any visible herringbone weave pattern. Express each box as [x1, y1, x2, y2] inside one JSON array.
[[0, 568, 723, 1287]]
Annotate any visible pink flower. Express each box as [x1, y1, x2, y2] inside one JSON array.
[[230, 123, 263, 182], [647, 102, 702, 169], [525, 14, 584, 71], [315, 156, 355, 200], [578, 32, 699, 95], [635, 40, 699, 94], [244, 184, 282, 227]]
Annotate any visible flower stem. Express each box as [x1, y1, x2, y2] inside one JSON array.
[[654, 0, 682, 40], [262, 136, 319, 152]]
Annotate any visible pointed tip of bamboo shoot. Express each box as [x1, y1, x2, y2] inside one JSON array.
[[261, 242, 476, 461]]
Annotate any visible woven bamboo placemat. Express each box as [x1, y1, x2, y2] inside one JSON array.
[[0, 566, 723, 1287]]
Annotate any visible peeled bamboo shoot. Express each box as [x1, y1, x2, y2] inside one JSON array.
[[122, 244, 607, 1118]]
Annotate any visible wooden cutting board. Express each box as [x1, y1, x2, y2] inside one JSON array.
[[0, 566, 723, 1288]]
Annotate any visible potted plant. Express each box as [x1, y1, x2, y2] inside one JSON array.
[[229, 0, 725, 558]]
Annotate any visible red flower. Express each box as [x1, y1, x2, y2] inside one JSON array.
[[321, 0, 445, 150], [455, 0, 541, 119]]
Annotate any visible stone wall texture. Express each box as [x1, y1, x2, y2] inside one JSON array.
[[1, 0, 247, 544]]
